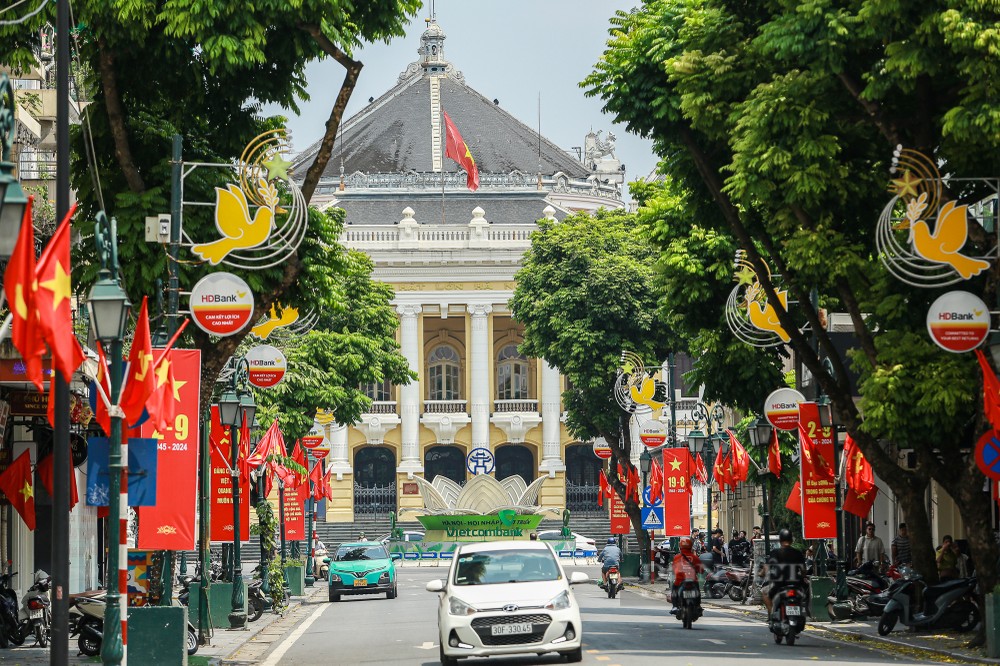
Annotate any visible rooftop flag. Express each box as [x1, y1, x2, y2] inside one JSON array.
[[443, 110, 479, 191]]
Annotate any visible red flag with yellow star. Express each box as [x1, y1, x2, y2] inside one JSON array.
[[843, 434, 874, 493], [34, 206, 84, 382], [0, 450, 36, 530], [843, 485, 878, 518], [146, 352, 183, 432], [443, 110, 479, 191], [727, 429, 750, 483], [785, 481, 802, 516], [2, 197, 45, 391], [119, 297, 156, 427], [37, 452, 79, 510]]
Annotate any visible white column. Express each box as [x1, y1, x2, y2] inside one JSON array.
[[327, 423, 351, 480], [539, 361, 565, 475], [468, 304, 492, 451], [398, 305, 423, 474]]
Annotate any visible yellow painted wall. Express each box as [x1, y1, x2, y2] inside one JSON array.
[[325, 477, 354, 523], [539, 472, 566, 511]]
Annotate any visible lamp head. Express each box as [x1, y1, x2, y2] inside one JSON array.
[[218, 389, 240, 427], [87, 273, 132, 343], [687, 429, 707, 455], [639, 448, 652, 473]]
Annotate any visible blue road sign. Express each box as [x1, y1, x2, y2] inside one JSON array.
[[643, 486, 663, 507], [641, 507, 664, 530]]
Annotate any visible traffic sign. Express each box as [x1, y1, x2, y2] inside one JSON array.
[[642, 486, 662, 507], [975, 430, 1000, 481], [641, 507, 664, 530]]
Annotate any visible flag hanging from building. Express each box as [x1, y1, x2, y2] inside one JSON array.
[[34, 205, 84, 382], [443, 110, 479, 191], [843, 485, 878, 518], [37, 452, 79, 511], [0, 450, 36, 530], [3, 197, 45, 391]]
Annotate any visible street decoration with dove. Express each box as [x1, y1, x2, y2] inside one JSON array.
[[725, 250, 792, 347]]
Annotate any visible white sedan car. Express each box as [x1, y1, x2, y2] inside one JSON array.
[[536, 530, 597, 552], [426, 540, 589, 665]]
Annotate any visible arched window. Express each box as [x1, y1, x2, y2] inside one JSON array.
[[362, 380, 392, 402], [495, 444, 534, 482], [497, 344, 529, 401], [424, 445, 466, 486], [427, 344, 461, 400]]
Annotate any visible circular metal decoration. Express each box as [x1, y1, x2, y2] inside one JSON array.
[[466, 447, 495, 475], [975, 430, 1000, 481], [926, 290, 990, 353], [638, 420, 667, 448], [245, 344, 287, 388], [189, 272, 255, 336], [592, 437, 613, 460], [764, 388, 806, 431]]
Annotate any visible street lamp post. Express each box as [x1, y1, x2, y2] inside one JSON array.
[[0, 74, 29, 260], [217, 370, 256, 630], [305, 448, 315, 587], [747, 416, 775, 557], [687, 403, 725, 560], [88, 214, 132, 666], [639, 449, 652, 582]]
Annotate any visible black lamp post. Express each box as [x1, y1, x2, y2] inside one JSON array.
[[304, 446, 316, 588], [687, 403, 726, 560], [638, 448, 652, 582], [88, 214, 132, 666], [747, 415, 775, 560], [0, 74, 29, 260]]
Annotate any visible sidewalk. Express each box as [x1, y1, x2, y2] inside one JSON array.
[[627, 575, 1000, 665]]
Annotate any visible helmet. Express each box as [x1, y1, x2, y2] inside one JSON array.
[[607, 537, 616, 545], [778, 529, 793, 544], [679, 536, 693, 552]]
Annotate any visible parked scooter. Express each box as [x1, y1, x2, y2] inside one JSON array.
[[247, 579, 266, 622], [314, 544, 330, 581], [827, 562, 899, 620], [675, 579, 703, 629], [877, 571, 980, 636], [18, 571, 51, 647], [769, 586, 808, 645], [69, 591, 199, 656], [0, 572, 22, 647], [704, 566, 731, 599]]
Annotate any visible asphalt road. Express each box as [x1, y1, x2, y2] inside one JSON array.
[[258, 565, 925, 665]]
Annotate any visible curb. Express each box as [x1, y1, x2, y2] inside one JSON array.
[[214, 585, 328, 665], [625, 581, 997, 665]]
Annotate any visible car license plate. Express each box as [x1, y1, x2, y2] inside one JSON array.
[[352, 579, 368, 587], [29, 609, 42, 619], [491, 623, 533, 636], [785, 606, 801, 616], [683, 590, 698, 599]]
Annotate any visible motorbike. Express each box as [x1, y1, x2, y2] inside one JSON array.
[[675, 579, 703, 629], [69, 591, 199, 656], [769, 585, 808, 645], [314, 546, 330, 581], [603, 566, 623, 599], [247, 579, 266, 622], [0, 572, 22, 647], [18, 571, 51, 648], [826, 561, 894, 620], [704, 566, 731, 599], [722, 566, 751, 602], [877, 571, 980, 636]]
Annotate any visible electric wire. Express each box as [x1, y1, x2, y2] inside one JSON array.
[[0, 0, 49, 26]]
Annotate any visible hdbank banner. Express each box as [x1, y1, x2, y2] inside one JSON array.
[[416, 512, 545, 541]]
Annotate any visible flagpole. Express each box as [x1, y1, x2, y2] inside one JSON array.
[[440, 105, 446, 225]]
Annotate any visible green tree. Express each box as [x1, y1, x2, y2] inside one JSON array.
[[511, 209, 674, 542], [584, 0, 1000, 604]]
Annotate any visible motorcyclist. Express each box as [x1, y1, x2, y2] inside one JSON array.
[[761, 529, 807, 616], [598, 537, 622, 588], [670, 536, 704, 614]]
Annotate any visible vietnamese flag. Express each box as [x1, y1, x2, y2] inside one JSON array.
[[34, 205, 84, 383], [0, 451, 36, 530], [784, 481, 802, 516], [649, 457, 663, 502], [712, 448, 726, 492], [3, 197, 45, 391], [321, 468, 334, 500], [92, 343, 113, 436], [767, 427, 782, 477], [844, 486, 878, 518], [147, 354, 179, 432], [598, 469, 612, 507], [288, 440, 306, 489], [798, 423, 835, 482], [119, 297, 155, 427], [443, 110, 479, 191], [975, 349, 1000, 430], [309, 462, 324, 502], [37, 452, 79, 510], [844, 434, 874, 493], [727, 429, 750, 483], [693, 452, 708, 484]]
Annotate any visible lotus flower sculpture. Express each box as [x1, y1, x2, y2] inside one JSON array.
[[411, 474, 554, 515]]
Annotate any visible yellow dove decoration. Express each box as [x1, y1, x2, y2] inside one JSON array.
[[251, 304, 301, 340], [907, 198, 990, 280], [629, 377, 665, 410], [191, 180, 277, 265], [746, 282, 791, 343]]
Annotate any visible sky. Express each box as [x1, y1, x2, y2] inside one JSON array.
[[268, 0, 658, 198]]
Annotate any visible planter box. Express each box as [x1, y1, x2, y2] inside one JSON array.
[[188, 582, 246, 629], [986, 592, 1000, 658], [284, 564, 305, 597], [128, 605, 187, 666], [810, 577, 834, 621]]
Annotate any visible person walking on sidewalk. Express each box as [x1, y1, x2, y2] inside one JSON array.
[[891, 523, 912, 567], [855, 523, 886, 569]]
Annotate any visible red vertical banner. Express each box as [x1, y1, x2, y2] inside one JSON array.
[[661, 448, 692, 536], [798, 402, 837, 539], [209, 406, 249, 543], [137, 349, 201, 550], [609, 491, 630, 534], [283, 482, 307, 540]]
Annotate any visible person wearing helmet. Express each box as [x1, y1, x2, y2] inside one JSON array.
[[598, 537, 622, 588], [761, 529, 807, 615], [670, 536, 704, 613]]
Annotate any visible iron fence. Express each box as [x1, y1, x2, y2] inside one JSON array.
[[565, 481, 602, 515], [354, 482, 397, 516]]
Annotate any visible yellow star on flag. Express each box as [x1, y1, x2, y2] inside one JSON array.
[[155, 359, 171, 387], [669, 459, 682, 471], [889, 170, 920, 199], [19, 480, 33, 502], [170, 377, 187, 402], [39, 261, 72, 309]]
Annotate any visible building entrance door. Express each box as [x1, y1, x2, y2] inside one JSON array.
[[424, 445, 466, 486], [495, 444, 534, 482], [565, 444, 602, 515], [353, 446, 397, 516]]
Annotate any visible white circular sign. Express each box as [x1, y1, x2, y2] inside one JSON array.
[[639, 420, 667, 448], [926, 290, 990, 353], [593, 437, 612, 460], [189, 272, 255, 336], [764, 388, 805, 431], [245, 344, 287, 388]]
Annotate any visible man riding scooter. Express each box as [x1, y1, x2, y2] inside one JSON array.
[[762, 529, 808, 615], [670, 536, 704, 614], [598, 537, 622, 589]]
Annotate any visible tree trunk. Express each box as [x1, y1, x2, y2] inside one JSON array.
[[96, 38, 146, 194]]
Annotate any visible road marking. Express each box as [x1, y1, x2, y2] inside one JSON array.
[[586, 649, 600, 653], [596, 657, 610, 662], [699, 638, 725, 645], [415, 642, 436, 650], [260, 601, 328, 666]]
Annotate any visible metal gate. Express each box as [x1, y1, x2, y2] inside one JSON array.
[[565, 481, 602, 515], [353, 482, 397, 516]]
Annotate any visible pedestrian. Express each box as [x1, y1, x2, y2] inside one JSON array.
[[529, 532, 538, 541], [711, 528, 725, 569], [729, 530, 749, 567], [691, 530, 704, 555], [854, 523, 886, 568], [891, 523, 912, 567], [936, 535, 961, 580]]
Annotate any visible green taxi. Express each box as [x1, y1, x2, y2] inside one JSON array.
[[327, 542, 400, 602]]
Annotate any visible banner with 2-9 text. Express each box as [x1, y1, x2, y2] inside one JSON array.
[[209, 405, 249, 543], [798, 401, 837, 539]]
